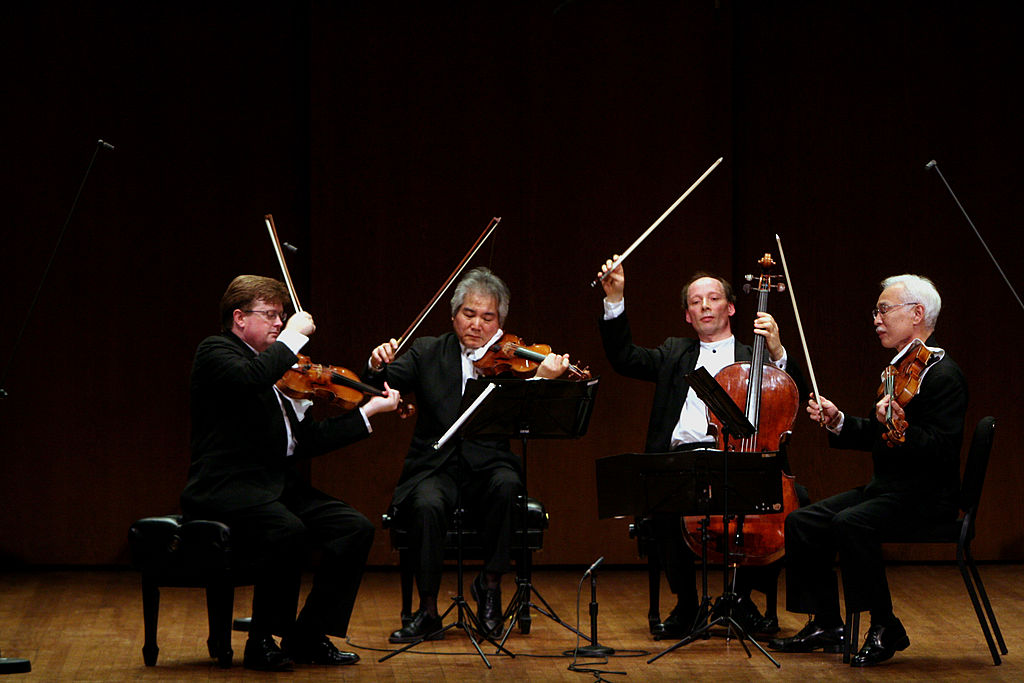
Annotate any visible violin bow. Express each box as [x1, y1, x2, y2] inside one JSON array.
[[590, 156, 723, 287], [393, 216, 501, 354], [775, 233, 826, 425], [926, 160, 1024, 314], [264, 213, 303, 313]]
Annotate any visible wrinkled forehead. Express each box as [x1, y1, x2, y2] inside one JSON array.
[[686, 277, 726, 301]]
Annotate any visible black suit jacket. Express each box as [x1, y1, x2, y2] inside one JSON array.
[[364, 332, 519, 507], [829, 339, 967, 502], [181, 331, 371, 515], [599, 311, 806, 455]]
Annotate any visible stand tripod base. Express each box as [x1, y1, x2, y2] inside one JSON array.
[[379, 594, 513, 669], [499, 577, 587, 647], [573, 643, 615, 657], [647, 593, 780, 668]]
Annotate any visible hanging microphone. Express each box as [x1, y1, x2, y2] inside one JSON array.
[[583, 556, 604, 578], [282, 241, 298, 254], [926, 158, 1024, 314], [2, 137, 114, 398]]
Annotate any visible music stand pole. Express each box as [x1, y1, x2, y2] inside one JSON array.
[[497, 425, 589, 648]]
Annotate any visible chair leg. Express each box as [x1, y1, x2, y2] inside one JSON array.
[[641, 539, 661, 631], [965, 549, 1007, 656], [843, 611, 860, 664], [958, 544, 1003, 665], [205, 583, 235, 668], [513, 548, 534, 634], [399, 549, 414, 625], [141, 578, 160, 666]]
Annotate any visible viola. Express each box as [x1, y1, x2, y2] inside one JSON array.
[[473, 333, 592, 380], [682, 254, 800, 566], [878, 338, 934, 446], [277, 354, 387, 411]]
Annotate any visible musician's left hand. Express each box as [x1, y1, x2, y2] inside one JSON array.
[[535, 352, 570, 379], [875, 394, 906, 425], [753, 312, 783, 361]]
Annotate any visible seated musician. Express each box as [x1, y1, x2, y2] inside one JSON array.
[[180, 275, 403, 671], [366, 267, 570, 642], [769, 274, 967, 667], [596, 257, 806, 639]]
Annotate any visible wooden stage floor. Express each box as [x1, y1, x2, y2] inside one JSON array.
[[1, 564, 1020, 681]]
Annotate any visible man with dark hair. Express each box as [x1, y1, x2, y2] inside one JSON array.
[[181, 275, 402, 671], [596, 256, 804, 640], [770, 274, 966, 667], [367, 267, 570, 642]]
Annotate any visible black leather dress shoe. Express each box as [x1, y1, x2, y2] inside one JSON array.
[[282, 634, 359, 666], [471, 575, 503, 637], [651, 607, 696, 640], [389, 609, 445, 643], [768, 619, 844, 653], [850, 619, 910, 667], [243, 635, 294, 671]]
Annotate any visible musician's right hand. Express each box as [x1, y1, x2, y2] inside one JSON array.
[[598, 254, 625, 303], [807, 393, 841, 429], [286, 311, 315, 336], [370, 338, 399, 372]]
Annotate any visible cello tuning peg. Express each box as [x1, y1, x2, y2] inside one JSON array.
[[742, 283, 752, 294], [777, 283, 787, 293], [744, 274, 754, 282]]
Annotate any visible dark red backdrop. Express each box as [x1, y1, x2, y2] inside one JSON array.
[[2, 2, 1021, 567]]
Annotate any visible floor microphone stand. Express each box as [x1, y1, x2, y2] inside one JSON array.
[[574, 560, 614, 657]]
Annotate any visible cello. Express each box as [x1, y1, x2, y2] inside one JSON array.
[[682, 254, 801, 566]]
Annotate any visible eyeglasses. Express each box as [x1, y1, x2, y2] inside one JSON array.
[[871, 302, 918, 318], [243, 309, 288, 323]]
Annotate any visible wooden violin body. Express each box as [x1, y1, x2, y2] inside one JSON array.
[[473, 332, 592, 380], [878, 338, 934, 445], [277, 354, 387, 411]]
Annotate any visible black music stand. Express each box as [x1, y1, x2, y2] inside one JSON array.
[[646, 366, 780, 667], [379, 382, 516, 669], [459, 377, 602, 651]]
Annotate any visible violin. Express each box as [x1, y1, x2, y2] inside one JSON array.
[[277, 354, 385, 411], [878, 338, 934, 446], [473, 333, 592, 380], [683, 254, 800, 566]]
